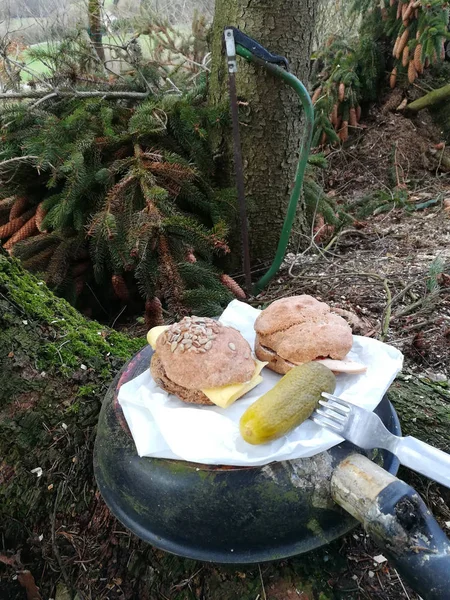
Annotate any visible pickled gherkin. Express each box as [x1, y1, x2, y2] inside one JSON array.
[[240, 362, 336, 445]]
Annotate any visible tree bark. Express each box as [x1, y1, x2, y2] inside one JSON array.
[[209, 0, 319, 268], [406, 83, 450, 113], [88, 0, 106, 63]]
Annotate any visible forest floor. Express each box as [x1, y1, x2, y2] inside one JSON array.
[[2, 104, 450, 600]]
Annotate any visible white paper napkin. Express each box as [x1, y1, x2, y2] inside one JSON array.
[[119, 300, 404, 466]]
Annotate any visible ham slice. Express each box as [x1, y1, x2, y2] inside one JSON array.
[[315, 358, 367, 374]]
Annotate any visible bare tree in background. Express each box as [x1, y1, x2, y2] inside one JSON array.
[[88, 0, 105, 61]]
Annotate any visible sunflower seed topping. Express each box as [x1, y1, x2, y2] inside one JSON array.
[[165, 316, 223, 353]]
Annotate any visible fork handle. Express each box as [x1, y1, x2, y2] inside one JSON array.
[[395, 436, 450, 488]]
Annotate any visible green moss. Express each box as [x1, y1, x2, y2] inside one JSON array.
[[0, 254, 144, 375], [0, 253, 144, 551]]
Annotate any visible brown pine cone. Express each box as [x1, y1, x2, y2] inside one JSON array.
[[3, 216, 38, 251], [220, 274, 246, 300], [338, 121, 349, 143], [390, 67, 398, 89], [145, 297, 164, 328], [403, 1, 413, 21], [72, 261, 90, 277], [349, 107, 357, 127], [393, 36, 401, 57], [9, 197, 28, 221], [338, 82, 345, 102], [331, 103, 339, 128], [111, 274, 130, 302], [402, 45, 410, 67], [311, 87, 322, 104], [356, 105, 362, 122], [0, 209, 34, 240], [414, 44, 423, 73], [35, 202, 48, 232], [396, 29, 409, 59], [74, 277, 85, 297], [408, 59, 417, 84]]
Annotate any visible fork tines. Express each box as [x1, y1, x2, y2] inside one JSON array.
[[311, 392, 351, 433]]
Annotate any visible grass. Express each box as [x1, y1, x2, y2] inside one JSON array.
[[19, 25, 192, 82]]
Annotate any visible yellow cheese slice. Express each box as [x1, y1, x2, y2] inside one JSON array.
[[147, 325, 169, 349], [201, 360, 267, 409]]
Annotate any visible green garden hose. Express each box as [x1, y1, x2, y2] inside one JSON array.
[[235, 45, 314, 295]]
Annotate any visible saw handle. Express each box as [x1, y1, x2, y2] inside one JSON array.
[[225, 26, 289, 70], [332, 454, 450, 600]]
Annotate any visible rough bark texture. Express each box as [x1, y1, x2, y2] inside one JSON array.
[[88, 0, 106, 62], [407, 83, 450, 113], [209, 0, 319, 268]]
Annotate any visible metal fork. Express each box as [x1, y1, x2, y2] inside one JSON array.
[[312, 392, 450, 489]]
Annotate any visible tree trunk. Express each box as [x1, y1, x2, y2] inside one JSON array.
[[406, 83, 450, 113], [88, 0, 106, 63], [209, 0, 319, 269]]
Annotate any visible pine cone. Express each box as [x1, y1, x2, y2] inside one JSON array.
[[74, 277, 85, 297], [22, 246, 55, 273], [338, 82, 345, 102], [402, 45, 410, 67], [396, 29, 409, 59], [3, 216, 37, 251], [441, 41, 446, 61], [349, 107, 357, 127], [396, 1, 402, 19], [0, 209, 34, 240], [414, 44, 423, 73], [390, 0, 396, 5], [390, 67, 398, 89], [339, 121, 349, 143], [35, 202, 48, 232], [408, 59, 417, 84], [320, 131, 327, 147], [111, 274, 130, 302], [393, 36, 401, 57], [356, 105, 362, 122], [72, 261, 90, 277], [311, 87, 322, 104], [145, 297, 164, 328], [403, 1, 413, 21], [9, 197, 28, 221], [157, 235, 186, 318], [220, 274, 246, 300], [331, 103, 339, 128]]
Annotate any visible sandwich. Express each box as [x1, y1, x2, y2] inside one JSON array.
[[147, 316, 266, 408], [254, 295, 366, 375]]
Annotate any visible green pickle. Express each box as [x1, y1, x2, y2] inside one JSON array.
[[240, 362, 336, 445]]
